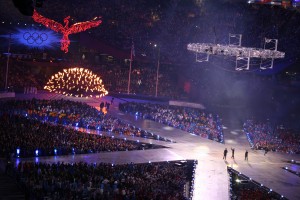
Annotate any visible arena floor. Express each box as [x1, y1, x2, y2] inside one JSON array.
[[14, 92, 300, 200]]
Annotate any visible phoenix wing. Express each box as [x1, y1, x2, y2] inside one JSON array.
[[32, 9, 64, 33], [68, 17, 102, 34]]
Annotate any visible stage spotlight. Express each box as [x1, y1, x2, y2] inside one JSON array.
[[54, 149, 57, 155]]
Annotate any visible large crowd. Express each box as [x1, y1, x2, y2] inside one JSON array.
[[0, 114, 163, 158], [119, 102, 224, 143], [243, 120, 300, 154], [10, 160, 195, 200], [0, 99, 173, 146], [1, 1, 300, 199]]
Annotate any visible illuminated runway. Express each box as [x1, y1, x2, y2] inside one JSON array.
[[15, 92, 300, 200]]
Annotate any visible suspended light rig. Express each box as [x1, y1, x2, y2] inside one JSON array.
[[187, 34, 285, 71]]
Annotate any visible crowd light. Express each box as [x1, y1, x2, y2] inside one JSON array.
[[16, 148, 20, 157], [44, 67, 108, 98]]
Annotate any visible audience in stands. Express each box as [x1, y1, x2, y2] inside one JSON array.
[[119, 102, 224, 143], [0, 114, 163, 158], [13, 160, 194, 200], [0, 99, 172, 146], [243, 120, 300, 154]]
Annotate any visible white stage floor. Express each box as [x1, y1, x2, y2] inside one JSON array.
[[14, 93, 300, 200]]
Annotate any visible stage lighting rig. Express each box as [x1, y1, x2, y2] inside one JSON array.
[[187, 34, 285, 70], [247, 0, 300, 8]]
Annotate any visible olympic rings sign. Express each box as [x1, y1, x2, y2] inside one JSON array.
[[23, 32, 48, 45]]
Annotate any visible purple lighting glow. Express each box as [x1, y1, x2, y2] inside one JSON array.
[[12, 28, 60, 49]]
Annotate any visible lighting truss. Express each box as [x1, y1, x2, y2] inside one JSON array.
[[195, 52, 209, 62], [187, 43, 284, 59], [260, 38, 279, 70], [247, 0, 300, 8], [187, 34, 285, 70]]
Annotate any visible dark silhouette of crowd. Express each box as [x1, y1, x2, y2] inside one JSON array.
[[12, 160, 195, 200], [0, 114, 164, 158], [243, 120, 300, 154], [119, 102, 224, 143]]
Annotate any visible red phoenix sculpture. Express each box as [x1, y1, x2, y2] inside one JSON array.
[[32, 10, 102, 53]]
